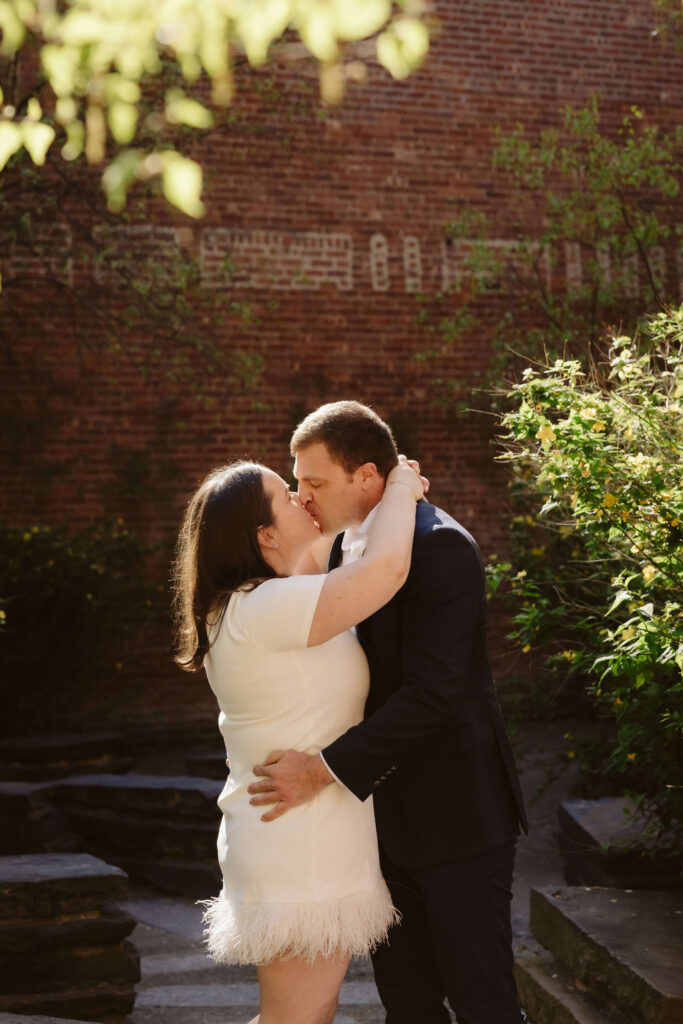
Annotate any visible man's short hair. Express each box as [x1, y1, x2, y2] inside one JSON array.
[[290, 401, 399, 478]]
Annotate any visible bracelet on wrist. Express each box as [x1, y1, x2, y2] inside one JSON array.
[[387, 479, 420, 500]]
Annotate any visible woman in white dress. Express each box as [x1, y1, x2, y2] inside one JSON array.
[[173, 457, 423, 1024]]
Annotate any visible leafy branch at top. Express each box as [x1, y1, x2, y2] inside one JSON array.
[[0, 0, 430, 215]]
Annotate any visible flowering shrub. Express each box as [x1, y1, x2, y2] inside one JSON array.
[[489, 306, 683, 852], [0, 521, 164, 731]]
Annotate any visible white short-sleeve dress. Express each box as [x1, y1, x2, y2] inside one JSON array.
[[201, 574, 397, 965]]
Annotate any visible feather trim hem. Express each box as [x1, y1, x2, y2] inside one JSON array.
[[200, 883, 399, 965]]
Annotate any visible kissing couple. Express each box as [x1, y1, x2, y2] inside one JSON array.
[[173, 400, 528, 1024]]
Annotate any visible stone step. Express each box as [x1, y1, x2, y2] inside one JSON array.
[[515, 947, 625, 1024], [0, 733, 134, 781], [0, 853, 138, 1024], [0, 853, 129, 919], [0, 938, 139, 994], [185, 750, 228, 780], [117, 857, 221, 900], [559, 799, 682, 889], [0, 782, 79, 855], [0, 1014, 102, 1023], [0, 984, 135, 1021], [65, 806, 218, 860], [530, 886, 683, 1024], [51, 773, 222, 816], [0, 904, 136, 954]]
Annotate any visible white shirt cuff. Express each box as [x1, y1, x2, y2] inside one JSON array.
[[319, 751, 346, 789]]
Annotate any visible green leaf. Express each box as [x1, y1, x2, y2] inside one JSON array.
[[606, 589, 631, 615], [333, 0, 390, 40], [0, 0, 26, 54], [296, 3, 338, 63], [165, 90, 213, 129], [21, 121, 54, 164], [0, 121, 23, 170], [102, 148, 144, 211], [377, 18, 429, 80], [108, 100, 138, 144], [161, 151, 205, 218]]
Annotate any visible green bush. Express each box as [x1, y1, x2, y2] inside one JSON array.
[[0, 520, 165, 730], [489, 306, 683, 853]]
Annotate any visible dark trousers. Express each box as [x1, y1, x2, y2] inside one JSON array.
[[371, 840, 522, 1024]]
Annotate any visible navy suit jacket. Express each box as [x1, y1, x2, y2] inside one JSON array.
[[322, 499, 527, 868]]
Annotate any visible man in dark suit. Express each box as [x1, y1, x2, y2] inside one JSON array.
[[249, 401, 527, 1024]]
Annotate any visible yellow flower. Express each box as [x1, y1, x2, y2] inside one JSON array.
[[0, 610, 5, 621], [630, 544, 640, 554], [624, 426, 634, 440], [592, 421, 607, 433], [23, 532, 31, 541], [536, 423, 556, 447], [614, 697, 623, 706], [581, 407, 598, 419], [522, 643, 531, 653], [561, 650, 576, 662], [627, 752, 636, 761], [596, 689, 602, 697], [621, 511, 630, 522], [642, 564, 657, 582], [514, 569, 527, 580], [581, 467, 590, 477], [531, 546, 546, 557], [621, 626, 635, 640], [603, 493, 618, 508], [567, 750, 575, 759]]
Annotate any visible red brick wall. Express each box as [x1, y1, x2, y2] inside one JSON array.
[[2, 0, 682, 568]]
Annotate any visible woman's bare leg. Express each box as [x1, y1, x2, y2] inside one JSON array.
[[256, 952, 350, 1024]]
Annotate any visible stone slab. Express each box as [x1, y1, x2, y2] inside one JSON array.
[[514, 950, 617, 1024], [0, 734, 134, 782], [65, 807, 217, 859], [118, 857, 220, 900], [0, 983, 135, 1021], [52, 774, 222, 815], [0, 1016, 102, 1023], [0, 939, 140, 994], [0, 905, 137, 953], [530, 886, 683, 1023], [0, 782, 77, 855], [0, 853, 129, 920], [559, 799, 682, 889], [185, 752, 228, 780]]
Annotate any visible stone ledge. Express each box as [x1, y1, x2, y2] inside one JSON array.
[[530, 886, 683, 1024], [50, 773, 222, 815], [0, 983, 135, 1022], [0, 904, 136, 953], [0, 783, 78, 855], [0, 1015, 102, 1023], [559, 799, 681, 889], [0, 854, 129, 919], [514, 948, 620, 1024]]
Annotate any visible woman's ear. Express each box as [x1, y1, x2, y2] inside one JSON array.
[[257, 525, 279, 553]]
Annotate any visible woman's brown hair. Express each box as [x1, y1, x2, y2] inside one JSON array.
[[173, 461, 277, 672]]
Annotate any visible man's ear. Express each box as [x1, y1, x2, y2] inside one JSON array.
[[356, 462, 379, 489]]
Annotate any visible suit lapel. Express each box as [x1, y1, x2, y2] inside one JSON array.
[[328, 533, 344, 571]]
